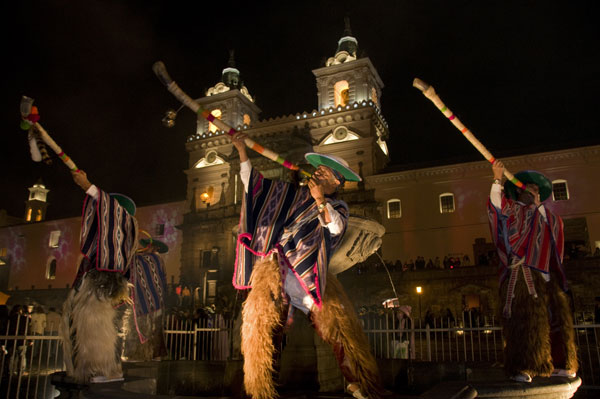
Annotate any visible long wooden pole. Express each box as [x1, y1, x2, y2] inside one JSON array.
[[413, 78, 526, 191], [153, 61, 311, 179]]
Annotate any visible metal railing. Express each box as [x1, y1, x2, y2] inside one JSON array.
[[0, 312, 597, 398], [163, 315, 233, 361], [361, 311, 600, 387]]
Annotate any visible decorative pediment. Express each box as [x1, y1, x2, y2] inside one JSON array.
[[193, 150, 225, 169], [321, 126, 360, 145]]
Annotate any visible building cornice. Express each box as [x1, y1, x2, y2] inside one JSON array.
[[366, 145, 600, 184], [186, 100, 388, 144]]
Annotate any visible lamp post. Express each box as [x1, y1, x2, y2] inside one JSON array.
[[416, 286, 422, 322]]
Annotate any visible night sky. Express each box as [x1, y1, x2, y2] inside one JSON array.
[[1, 1, 598, 220]]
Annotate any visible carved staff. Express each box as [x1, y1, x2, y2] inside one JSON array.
[[413, 78, 527, 191], [153, 61, 311, 179], [20, 96, 79, 172]]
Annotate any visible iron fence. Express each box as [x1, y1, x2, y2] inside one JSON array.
[[362, 311, 600, 386], [0, 312, 597, 398]]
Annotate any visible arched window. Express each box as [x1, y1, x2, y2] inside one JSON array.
[[387, 199, 401, 219], [208, 109, 222, 133], [35, 209, 42, 221], [439, 193, 455, 213], [243, 114, 251, 126], [371, 87, 379, 106], [26, 208, 32, 222], [334, 80, 350, 107], [46, 258, 57, 280], [552, 179, 569, 201]]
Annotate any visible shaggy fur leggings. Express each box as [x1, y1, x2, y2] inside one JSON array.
[[241, 258, 380, 399], [500, 270, 578, 377]]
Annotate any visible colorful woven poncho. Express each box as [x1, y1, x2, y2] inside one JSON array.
[[76, 189, 138, 285], [130, 253, 167, 342], [487, 192, 566, 290], [234, 168, 349, 308]]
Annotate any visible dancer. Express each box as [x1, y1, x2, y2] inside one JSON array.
[[232, 132, 381, 399], [488, 160, 577, 382], [60, 170, 137, 383], [122, 235, 169, 362]]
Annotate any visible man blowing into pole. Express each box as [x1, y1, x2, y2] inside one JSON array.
[[488, 160, 577, 383], [231, 132, 381, 399]]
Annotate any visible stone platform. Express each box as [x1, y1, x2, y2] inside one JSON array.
[[51, 361, 582, 399]]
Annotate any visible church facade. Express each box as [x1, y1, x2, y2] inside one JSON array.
[[1, 22, 599, 317]]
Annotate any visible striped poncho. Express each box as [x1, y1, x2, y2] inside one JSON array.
[[234, 168, 349, 308], [487, 191, 566, 290], [76, 188, 138, 286], [130, 253, 167, 342]]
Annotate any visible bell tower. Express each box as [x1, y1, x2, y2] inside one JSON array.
[[311, 18, 390, 182], [24, 179, 49, 223], [185, 51, 262, 210]]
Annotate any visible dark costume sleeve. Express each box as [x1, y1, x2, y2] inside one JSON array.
[[76, 188, 138, 285]]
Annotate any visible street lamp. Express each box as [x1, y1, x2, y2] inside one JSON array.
[[416, 286, 423, 322]]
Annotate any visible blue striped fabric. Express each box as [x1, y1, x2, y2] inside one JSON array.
[[234, 168, 348, 307], [77, 189, 137, 285]]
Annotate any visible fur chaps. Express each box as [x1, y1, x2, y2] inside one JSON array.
[[500, 270, 578, 377], [60, 269, 131, 383], [241, 258, 283, 399], [312, 273, 381, 399]]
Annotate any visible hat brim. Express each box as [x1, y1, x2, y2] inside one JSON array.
[[503, 170, 552, 202], [305, 153, 361, 182], [110, 193, 136, 216], [139, 238, 169, 253]]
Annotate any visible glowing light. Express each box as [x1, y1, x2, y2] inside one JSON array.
[[416, 286, 422, 294], [208, 109, 222, 133]]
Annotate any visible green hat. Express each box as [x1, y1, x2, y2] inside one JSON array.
[[304, 152, 361, 182], [139, 237, 169, 253], [110, 193, 136, 216], [504, 170, 552, 202]]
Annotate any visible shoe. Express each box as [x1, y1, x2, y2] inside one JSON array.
[[510, 372, 532, 383], [90, 374, 124, 383], [551, 369, 576, 378], [346, 383, 368, 399]]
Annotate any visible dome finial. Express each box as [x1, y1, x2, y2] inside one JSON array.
[[228, 49, 236, 68], [344, 16, 352, 36]]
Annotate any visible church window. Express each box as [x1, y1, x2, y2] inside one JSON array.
[[46, 258, 57, 280], [371, 87, 378, 106], [35, 209, 42, 221], [243, 114, 251, 126], [201, 250, 212, 268], [208, 109, 222, 133], [552, 180, 569, 201], [387, 199, 401, 219], [334, 80, 350, 107], [0, 248, 6, 266], [26, 208, 32, 222], [439, 193, 455, 213], [49, 230, 61, 248]]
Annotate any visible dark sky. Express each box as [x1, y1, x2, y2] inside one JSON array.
[[1, 1, 598, 220]]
